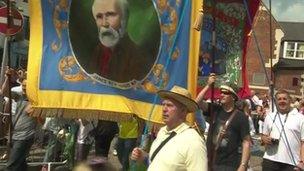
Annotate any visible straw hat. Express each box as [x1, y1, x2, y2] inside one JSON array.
[[157, 86, 198, 112], [220, 84, 239, 100]]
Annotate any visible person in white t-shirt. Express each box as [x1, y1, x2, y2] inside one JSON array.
[[261, 89, 304, 171]]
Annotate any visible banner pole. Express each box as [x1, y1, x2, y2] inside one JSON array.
[[206, 1, 217, 170], [269, 0, 275, 112], [0, 37, 8, 85], [6, 0, 13, 158]]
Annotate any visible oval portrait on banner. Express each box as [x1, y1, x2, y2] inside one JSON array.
[[69, 0, 160, 85]]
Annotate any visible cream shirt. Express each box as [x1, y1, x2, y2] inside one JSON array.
[[148, 123, 207, 171]]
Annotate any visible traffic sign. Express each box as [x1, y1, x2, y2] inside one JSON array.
[[0, 6, 23, 36]]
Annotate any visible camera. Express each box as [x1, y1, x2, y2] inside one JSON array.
[[271, 138, 279, 145]]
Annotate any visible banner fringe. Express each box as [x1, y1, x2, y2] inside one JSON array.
[[31, 108, 134, 122]]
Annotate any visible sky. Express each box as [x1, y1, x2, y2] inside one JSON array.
[[262, 0, 304, 22]]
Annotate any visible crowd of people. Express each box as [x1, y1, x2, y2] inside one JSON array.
[[1, 69, 304, 171], [1, 0, 303, 170]]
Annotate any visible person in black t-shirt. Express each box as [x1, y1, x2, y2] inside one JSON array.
[[196, 73, 251, 171]]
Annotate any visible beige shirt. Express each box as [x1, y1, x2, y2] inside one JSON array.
[[148, 123, 207, 171]]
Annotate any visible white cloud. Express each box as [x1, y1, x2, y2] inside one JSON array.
[[262, 0, 304, 22], [275, 3, 304, 22]]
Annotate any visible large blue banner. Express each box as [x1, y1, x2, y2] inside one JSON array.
[[28, 0, 201, 123]]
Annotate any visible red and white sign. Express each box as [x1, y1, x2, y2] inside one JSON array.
[[0, 6, 23, 36]]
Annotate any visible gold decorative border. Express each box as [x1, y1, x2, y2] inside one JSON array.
[[27, 0, 199, 124]]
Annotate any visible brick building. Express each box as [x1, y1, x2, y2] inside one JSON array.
[[246, 4, 304, 98]]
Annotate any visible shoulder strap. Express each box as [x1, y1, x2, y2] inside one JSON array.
[[215, 109, 238, 150], [223, 109, 238, 131], [150, 131, 177, 162]]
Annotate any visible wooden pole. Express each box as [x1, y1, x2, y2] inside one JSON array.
[[6, 0, 13, 157], [207, 1, 216, 170], [268, 0, 275, 112]]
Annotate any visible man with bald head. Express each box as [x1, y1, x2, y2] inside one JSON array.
[[90, 0, 153, 83]]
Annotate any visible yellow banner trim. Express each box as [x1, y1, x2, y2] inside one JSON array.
[[187, 0, 201, 123], [27, 1, 200, 124]]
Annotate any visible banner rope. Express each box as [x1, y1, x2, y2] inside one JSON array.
[[130, 1, 190, 170], [243, 0, 297, 166]]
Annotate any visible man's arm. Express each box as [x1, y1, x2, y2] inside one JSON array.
[[237, 135, 251, 171], [294, 141, 304, 171], [0, 74, 9, 97], [195, 73, 216, 112], [0, 68, 19, 97], [300, 141, 304, 161], [261, 114, 273, 146], [295, 117, 304, 171], [261, 134, 273, 146], [130, 147, 149, 166]]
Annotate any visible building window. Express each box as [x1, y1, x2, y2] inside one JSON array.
[[283, 41, 304, 59], [292, 77, 299, 86], [252, 73, 266, 85]]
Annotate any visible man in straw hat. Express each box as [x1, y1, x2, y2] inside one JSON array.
[[131, 85, 207, 170], [196, 73, 250, 171]]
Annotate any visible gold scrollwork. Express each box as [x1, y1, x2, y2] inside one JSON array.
[[142, 80, 158, 93], [171, 47, 180, 60], [58, 56, 87, 82], [156, 0, 168, 14], [161, 6, 178, 36], [142, 64, 169, 93], [157, 0, 180, 36], [52, 0, 69, 52]]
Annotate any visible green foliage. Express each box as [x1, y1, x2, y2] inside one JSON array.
[[127, 0, 160, 46]]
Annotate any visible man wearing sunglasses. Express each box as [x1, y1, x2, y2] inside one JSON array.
[[196, 73, 251, 171]]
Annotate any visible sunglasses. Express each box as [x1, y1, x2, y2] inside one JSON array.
[[221, 91, 231, 95]]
